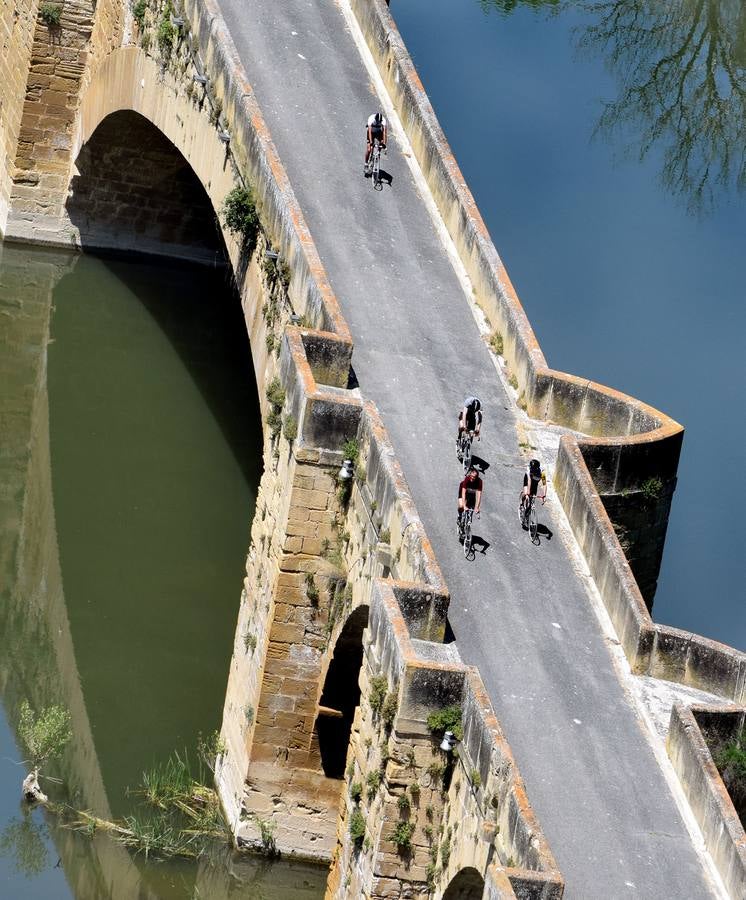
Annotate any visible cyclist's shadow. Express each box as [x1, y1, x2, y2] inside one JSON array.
[[378, 167, 393, 187], [467, 535, 490, 558]]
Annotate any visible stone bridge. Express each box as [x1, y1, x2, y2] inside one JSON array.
[[3, 0, 746, 897]]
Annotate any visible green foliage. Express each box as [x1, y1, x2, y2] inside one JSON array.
[[267, 409, 282, 439], [243, 630, 257, 654], [209, 96, 223, 127], [426, 860, 437, 890], [440, 838, 451, 867], [349, 808, 366, 844], [142, 752, 194, 809], [39, 3, 62, 26], [397, 793, 411, 814], [508, 372, 519, 390], [391, 821, 415, 853], [196, 730, 226, 773], [132, 0, 147, 28], [381, 693, 398, 730], [349, 781, 363, 803], [0, 815, 48, 876], [342, 438, 359, 464], [426, 705, 463, 742], [369, 675, 388, 716], [18, 700, 71, 768], [366, 769, 381, 800], [305, 573, 320, 606], [140, 32, 152, 51], [640, 476, 663, 502], [282, 415, 298, 443], [378, 527, 391, 544], [277, 260, 291, 288], [265, 332, 276, 354], [266, 378, 285, 411], [244, 705, 254, 725], [253, 814, 277, 856], [157, 2, 175, 56], [715, 741, 746, 821], [470, 768, 482, 788], [222, 185, 260, 245], [490, 331, 504, 355], [426, 760, 445, 783], [409, 781, 420, 802]]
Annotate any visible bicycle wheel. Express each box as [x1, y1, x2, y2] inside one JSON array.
[[529, 503, 538, 543], [463, 517, 472, 557], [462, 437, 472, 474]]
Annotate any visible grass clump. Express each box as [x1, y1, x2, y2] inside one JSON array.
[[349, 808, 365, 845], [282, 415, 298, 443], [508, 373, 519, 390], [369, 675, 387, 717], [391, 821, 415, 854], [490, 331, 504, 355], [366, 770, 381, 800], [381, 693, 398, 731], [640, 476, 663, 502], [341, 438, 359, 463], [426, 705, 463, 742], [132, 0, 147, 28], [222, 185, 260, 246], [157, 1, 175, 56], [349, 781, 363, 803], [40, 3, 62, 26], [715, 741, 746, 822]]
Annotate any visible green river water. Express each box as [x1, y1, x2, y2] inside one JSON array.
[[0, 245, 326, 898]]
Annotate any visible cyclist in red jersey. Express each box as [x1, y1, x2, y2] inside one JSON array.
[[457, 467, 482, 536]]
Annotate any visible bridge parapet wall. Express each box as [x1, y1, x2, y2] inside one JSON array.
[[346, 0, 746, 684], [326, 578, 563, 898], [667, 703, 746, 899]]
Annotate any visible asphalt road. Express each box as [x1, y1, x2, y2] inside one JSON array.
[[217, 1, 718, 896]]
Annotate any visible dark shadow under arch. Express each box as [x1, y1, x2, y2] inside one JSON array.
[[315, 605, 369, 779], [67, 110, 224, 263], [442, 866, 485, 900]]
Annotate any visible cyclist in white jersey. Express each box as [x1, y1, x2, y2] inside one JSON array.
[[365, 112, 387, 175]]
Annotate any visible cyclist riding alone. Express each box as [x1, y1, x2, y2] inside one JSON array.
[[457, 396, 482, 450], [364, 112, 387, 175], [457, 466, 483, 537], [520, 458, 547, 513]]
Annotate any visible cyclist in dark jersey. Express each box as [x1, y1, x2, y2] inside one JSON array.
[[520, 458, 547, 514], [457, 396, 482, 445], [457, 466, 483, 536]]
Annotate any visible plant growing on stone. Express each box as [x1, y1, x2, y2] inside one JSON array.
[[426, 861, 437, 890], [39, 2, 62, 26], [470, 768, 481, 789], [397, 793, 411, 814], [369, 675, 387, 717], [490, 331, 504, 355], [409, 782, 420, 803], [197, 730, 226, 774], [132, 0, 147, 28], [426, 705, 463, 742], [254, 814, 277, 856], [391, 821, 415, 854], [714, 741, 746, 821], [282, 414, 298, 443], [243, 630, 257, 654], [381, 693, 398, 731], [508, 372, 518, 390], [640, 476, 663, 502], [222, 185, 260, 246], [349, 808, 365, 845], [378, 527, 390, 544], [341, 438, 359, 464], [266, 378, 285, 411], [157, 2, 175, 55], [440, 838, 451, 867], [305, 573, 320, 606], [18, 700, 71, 803], [349, 781, 363, 803], [366, 770, 381, 800]]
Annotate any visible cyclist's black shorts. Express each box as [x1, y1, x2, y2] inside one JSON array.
[[524, 473, 540, 497], [459, 411, 482, 432], [368, 125, 384, 142]]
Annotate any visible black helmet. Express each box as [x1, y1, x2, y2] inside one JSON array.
[[374, 112, 383, 125], [529, 459, 541, 477], [473, 398, 481, 412]]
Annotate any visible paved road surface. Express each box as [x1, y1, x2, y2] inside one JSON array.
[[217, 1, 718, 896]]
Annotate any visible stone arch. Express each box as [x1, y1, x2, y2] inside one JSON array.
[[67, 109, 224, 262], [441, 867, 485, 900], [72, 47, 237, 259], [314, 604, 369, 778]]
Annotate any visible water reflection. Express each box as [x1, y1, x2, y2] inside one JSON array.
[[482, 0, 746, 214], [0, 813, 49, 878]]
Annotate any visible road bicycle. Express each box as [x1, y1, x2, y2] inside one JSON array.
[[458, 508, 475, 558], [456, 430, 474, 474], [370, 138, 384, 191], [519, 495, 538, 544]]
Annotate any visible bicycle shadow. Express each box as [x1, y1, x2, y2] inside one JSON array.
[[378, 168, 393, 187], [470, 534, 490, 555]]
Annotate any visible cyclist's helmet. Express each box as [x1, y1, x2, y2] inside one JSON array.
[[374, 112, 383, 125], [465, 396, 481, 412], [529, 459, 541, 479]]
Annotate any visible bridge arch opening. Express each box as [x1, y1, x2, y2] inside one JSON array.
[[314, 604, 369, 778], [67, 110, 224, 263], [442, 867, 485, 900]]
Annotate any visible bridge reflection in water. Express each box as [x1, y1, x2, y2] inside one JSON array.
[[0, 244, 326, 898]]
